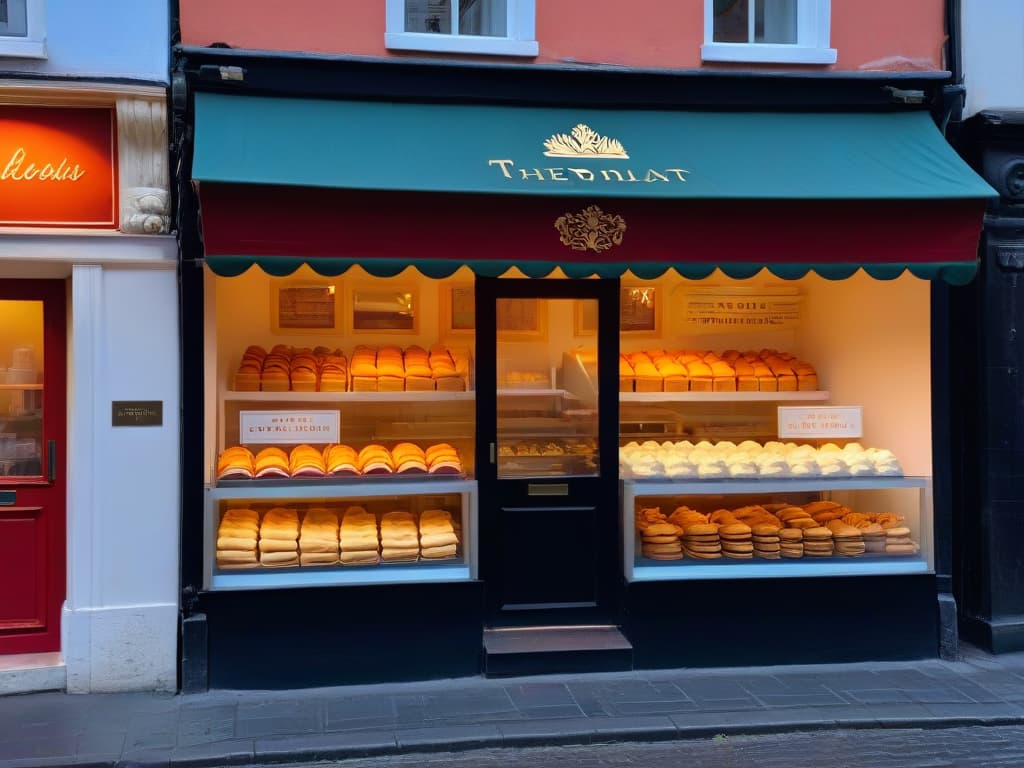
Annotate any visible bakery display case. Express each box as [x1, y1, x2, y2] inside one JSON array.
[[205, 476, 477, 590], [204, 269, 483, 590], [623, 476, 932, 580]]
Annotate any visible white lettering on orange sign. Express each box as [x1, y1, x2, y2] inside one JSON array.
[[1, 147, 86, 182]]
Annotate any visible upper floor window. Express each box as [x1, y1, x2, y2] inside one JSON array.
[[702, 0, 835, 65], [0, 0, 46, 58], [386, 0, 538, 57]]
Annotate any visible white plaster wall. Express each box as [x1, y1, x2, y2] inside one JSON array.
[[64, 255, 180, 692], [963, 1, 1024, 117], [4, 0, 169, 83]]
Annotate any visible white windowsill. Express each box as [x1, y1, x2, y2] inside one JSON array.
[[701, 42, 836, 65], [0, 37, 46, 59], [385, 31, 538, 57]]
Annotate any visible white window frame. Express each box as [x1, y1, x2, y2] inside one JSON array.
[[386, 0, 538, 57], [701, 0, 835, 65], [0, 0, 45, 59]]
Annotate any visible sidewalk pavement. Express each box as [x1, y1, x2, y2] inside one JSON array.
[[3, 644, 1024, 768]]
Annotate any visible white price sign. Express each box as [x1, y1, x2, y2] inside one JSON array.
[[777, 406, 863, 439], [240, 410, 340, 445]]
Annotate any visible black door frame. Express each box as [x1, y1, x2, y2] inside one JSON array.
[[475, 276, 621, 626]]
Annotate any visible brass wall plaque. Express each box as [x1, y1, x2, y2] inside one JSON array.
[[112, 400, 163, 427]]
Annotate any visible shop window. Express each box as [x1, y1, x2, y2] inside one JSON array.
[[702, 0, 835, 65], [386, 0, 538, 57], [0, 0, 45, 58]]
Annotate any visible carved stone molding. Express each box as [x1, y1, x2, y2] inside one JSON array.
[[116, 97, 170, 235]]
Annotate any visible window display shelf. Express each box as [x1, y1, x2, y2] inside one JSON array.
[[204, 477, 477, 591], [497, 388, 569, 397], [622, 476, 933, 582], [221, 390, 475, 404], [620, 390, 830, 403], [621, 476, 927, 493]]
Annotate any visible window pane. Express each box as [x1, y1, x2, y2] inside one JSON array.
[[0, 0, 28, 37], [755, 0, 797, 43], [713, 0, 749, 43], [405, 0, 452, 35], [0, 300, 43, 478], [460, 0, 507, 38], [496, 299, 598, 479]]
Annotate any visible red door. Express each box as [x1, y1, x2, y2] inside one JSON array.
[[0, 280, 66, 654]]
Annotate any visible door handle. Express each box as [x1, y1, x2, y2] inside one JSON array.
[[47, 440, 56, 482], [489, 442, 496, 465]]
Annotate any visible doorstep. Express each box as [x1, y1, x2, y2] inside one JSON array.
[[483, 625, 634, 677], [0, 652, 66, 694]]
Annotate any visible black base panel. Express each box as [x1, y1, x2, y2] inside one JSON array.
[[625, 575, 939, 668], [960, 614, 1024, 654], [199, 582, 484, 689]]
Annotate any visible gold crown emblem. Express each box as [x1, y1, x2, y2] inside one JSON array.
[[543, 124, 629, 159], [555, 205, 627, 253]]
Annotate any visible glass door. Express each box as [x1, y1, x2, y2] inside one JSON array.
[[0, 280, 66, 654], [476, 278, 620, 627]]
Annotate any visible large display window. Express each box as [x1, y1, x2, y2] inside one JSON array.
[[204, 265, 479, 589], [615, 270, 933, 579]]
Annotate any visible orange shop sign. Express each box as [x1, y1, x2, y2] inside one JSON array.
[[0, 106, 117, 227]]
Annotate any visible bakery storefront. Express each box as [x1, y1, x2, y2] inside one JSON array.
[[180, 92, 993, 689]]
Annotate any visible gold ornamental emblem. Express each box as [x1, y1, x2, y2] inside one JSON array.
[[555, 205, 627, 253], [543, 124, 629, 159]]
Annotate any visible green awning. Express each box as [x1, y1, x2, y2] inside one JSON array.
[[193, 92, 994, 201]]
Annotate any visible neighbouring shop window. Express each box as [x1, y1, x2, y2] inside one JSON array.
[[385, 0, 537, 56], [702, 0, 835, 64], [0, 0, 45, 58]]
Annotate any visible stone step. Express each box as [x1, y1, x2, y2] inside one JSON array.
[[483, 625, 633, 677]]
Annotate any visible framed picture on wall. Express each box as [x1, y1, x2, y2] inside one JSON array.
[[439, 283, 476, 336], [619, 285, 660, 334], [350, 284, 419, 333], [496, 297, 547, 340], [270, 280, 341, 334], [574, 286, 660, 336]]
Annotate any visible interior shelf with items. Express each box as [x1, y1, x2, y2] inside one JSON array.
[[623, 476, 932, 581], [495, 387, 598, 479], [205, 477, 477, 590], [205, 265, 480, 488]]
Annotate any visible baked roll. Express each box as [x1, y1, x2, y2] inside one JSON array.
[[358, 444, 395, 474], [254, 447, 290, 478], [289, 444, 326, 478], [392, 441, 428, 474], [323, 444, 359, 476], [217, 446, 256, 480]]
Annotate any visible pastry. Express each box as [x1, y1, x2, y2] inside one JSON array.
[[289, 444, 326, 478], [217, 446, 256, 480], [254, 447, 290, 479], [323, 444, 359, 476]]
